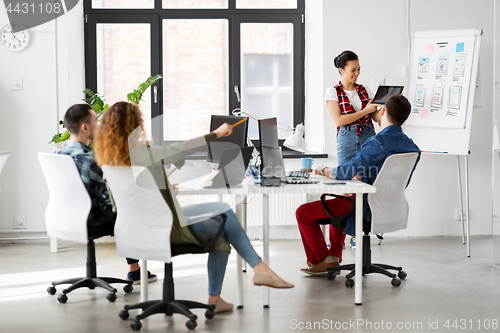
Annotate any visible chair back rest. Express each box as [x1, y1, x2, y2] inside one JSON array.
[[38, 153, 90, 243], [368, 152, 419, 234], [102, 165, 173, 263], [0, 150, 10, 192]]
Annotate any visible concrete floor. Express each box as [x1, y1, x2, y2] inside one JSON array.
[[1, 236, 500, 333]]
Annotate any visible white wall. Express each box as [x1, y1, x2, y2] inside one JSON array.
[[306, 0, 494, 237], [0, 5, 85, 231]]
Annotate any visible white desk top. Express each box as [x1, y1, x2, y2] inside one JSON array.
[[177, 178, 376, 196]]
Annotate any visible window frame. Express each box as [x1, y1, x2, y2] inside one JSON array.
[[83, 0, 305, 149]]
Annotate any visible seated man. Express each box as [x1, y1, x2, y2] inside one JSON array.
[[297, 95, 421, 275], [55, 104, 157, 284]]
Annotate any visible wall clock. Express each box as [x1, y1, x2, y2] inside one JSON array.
[[1, 23, 30, 52]]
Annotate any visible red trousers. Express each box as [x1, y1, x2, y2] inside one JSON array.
[[295, 196, 353, 265]]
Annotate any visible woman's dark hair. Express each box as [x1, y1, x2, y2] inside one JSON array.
[[333, 50, 359, 69], [63, 104, 92, 135]]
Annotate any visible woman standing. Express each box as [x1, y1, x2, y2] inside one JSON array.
[[318, 50, 380, 251], [325, 50, 380, 166]]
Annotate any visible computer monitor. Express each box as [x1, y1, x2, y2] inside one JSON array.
[[258, 117, 279, 149], [258, 118, 282, 180], [208, 115, 249, 163], [260, 145, 286, 180], [210, 147, 254, 188]]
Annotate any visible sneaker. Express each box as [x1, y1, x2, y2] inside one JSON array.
[[350, 237, 356, 249], [126, 269, 158, 285]]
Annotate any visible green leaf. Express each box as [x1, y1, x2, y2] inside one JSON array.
[[49, 130, 70, 144], [127, 74, 163, 104], [49, 133, 62, 144]]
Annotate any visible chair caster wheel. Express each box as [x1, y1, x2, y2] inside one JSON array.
[[119, 309, 129, 320], [205, 310, 214, 319], [130, 320, 142, 331], [123, 284, 133, 293], [326, 272, 336, 280], [391, 278, 401, 287], [47, 286, 56, 295], [107, 293, 117, 302], [57, 294, 68, 303], [398, 271, 407, 279], [345, 278, 354, 288], [186, 319, 197, 330]]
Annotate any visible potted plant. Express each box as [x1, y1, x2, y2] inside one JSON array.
[[49, 74, 162, 144]]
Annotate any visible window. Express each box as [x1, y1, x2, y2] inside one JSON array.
[[92, 0, 154, 9], [84, 0, 304, 146], [162, 19, 229, 140], [96, 23, 152, 138], [241, 23, 294, 139]]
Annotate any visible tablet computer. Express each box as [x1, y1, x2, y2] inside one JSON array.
[[372, 85, 404, 104]]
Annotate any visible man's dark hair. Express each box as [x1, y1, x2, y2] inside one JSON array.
[[384, 95, 411, 125], [64, 104, 92, 135]]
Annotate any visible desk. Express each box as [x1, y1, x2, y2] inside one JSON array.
[[178, 179, 375, 306]]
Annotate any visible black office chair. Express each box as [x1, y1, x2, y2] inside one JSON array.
[[103, 165, 229, 331], [320, 153, 419, 288], [47, 226, 134, 303], [38, 153, 133, 303]]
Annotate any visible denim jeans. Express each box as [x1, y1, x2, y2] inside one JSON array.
[[189, 207, 262, 296], [336, 124, 375, 166]]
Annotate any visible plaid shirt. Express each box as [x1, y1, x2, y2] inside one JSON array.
[[55, 140, 115, 227], [334, 81, 371, 135]]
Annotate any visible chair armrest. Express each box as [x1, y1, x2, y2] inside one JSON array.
[[320, 193, 355, 229], [187, 213, 227, 253]]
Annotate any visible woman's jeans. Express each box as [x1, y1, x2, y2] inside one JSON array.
[[336, 124, 375, 166], [189, 208, 262, 296]]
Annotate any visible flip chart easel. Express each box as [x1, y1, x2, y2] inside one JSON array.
[[405, 29, 483, 257]]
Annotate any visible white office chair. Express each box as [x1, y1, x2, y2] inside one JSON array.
[[103, 165, 228, 331], [38, 153, 133, 303], [0, 150, 10, 192], [325, 152, 419, 287]]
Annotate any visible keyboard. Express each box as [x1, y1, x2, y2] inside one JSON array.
[[284, 177, 319, 184], [287, 171, 310, 178]]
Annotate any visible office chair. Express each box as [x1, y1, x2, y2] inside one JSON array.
[[0, 150, 10, 192], [38, 153, 133, 303], [103, 165, 228, 331], [320, 152, 419, 287]]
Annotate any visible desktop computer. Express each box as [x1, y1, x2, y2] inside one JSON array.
[[208, 115, 249, 164]]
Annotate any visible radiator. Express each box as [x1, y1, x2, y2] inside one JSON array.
[[177, 193, 308, 226]]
